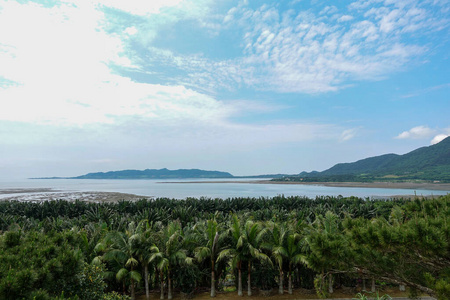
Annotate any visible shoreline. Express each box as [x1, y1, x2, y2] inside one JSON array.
[[160, 180, 450, 191], [0, 190, 147, 202], [1, 180, 448, 202]]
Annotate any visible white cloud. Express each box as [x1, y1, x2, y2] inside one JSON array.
[[142, 0, 446, 94], [395, 125, 436, 139], [431, 134, 449, 145], [2, 0, 448, 97], [0, 0, 358, 153], [340, 129, 358, 141], [338, 15, 354, 22], [0, 1, 229, 126], [124, 26, 138, 36], [93, 0, 183, 16]]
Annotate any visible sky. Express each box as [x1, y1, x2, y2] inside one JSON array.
[[0, 0, 449, 179]]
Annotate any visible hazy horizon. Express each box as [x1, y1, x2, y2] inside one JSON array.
[[0, 0, 449, 180]]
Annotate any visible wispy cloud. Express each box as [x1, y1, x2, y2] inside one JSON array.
[[119, 0, 449, 94], [401, 83, 450, 98], [222, 0, 446, 93]]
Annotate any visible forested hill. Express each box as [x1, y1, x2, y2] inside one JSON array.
[[70, 168, 234, 179], [290, 136, 450, 182]]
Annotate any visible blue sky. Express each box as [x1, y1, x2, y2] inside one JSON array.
[[0, 0, 449, 179]]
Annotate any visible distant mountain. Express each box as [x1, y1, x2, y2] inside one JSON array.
[[37, 168, 234, 179], [284, 136, 450, 182]]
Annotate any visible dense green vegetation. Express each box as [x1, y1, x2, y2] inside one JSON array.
[[278, 136, 450, 182], [1, 195, 449, 299]]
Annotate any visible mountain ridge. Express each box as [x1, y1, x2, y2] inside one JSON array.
[[289, 136, 450, 182]]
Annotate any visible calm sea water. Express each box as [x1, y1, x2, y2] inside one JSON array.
[[0, 178, 448, 199]]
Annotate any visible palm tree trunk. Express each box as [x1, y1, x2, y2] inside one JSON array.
[[288, 264, 293, 295], [168, 269, 173, 300], [371, 278, 376, 293], [211, 269, 216, 297], [328, 274, 333, 294], [279, 269, 284, 294], [160, 271, 164, 300], [131, 278, 136, 300], [144, 265, 150, 300], [155, 266, 159, 290], [247, 261, 252, 296], [238, 264, 243, 296]]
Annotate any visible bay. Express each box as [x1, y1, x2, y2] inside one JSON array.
[[0, 178, 448, 200]]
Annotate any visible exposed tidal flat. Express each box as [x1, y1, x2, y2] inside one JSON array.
[[0, 178, 448, 202]]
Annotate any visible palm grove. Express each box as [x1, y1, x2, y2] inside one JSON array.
[[0, 195, 449, 300]]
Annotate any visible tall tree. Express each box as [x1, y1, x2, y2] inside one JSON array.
[[218, 215, 271, 296], [303, 211, 348, 296], [150, 221, 192, 300], [193, 218, 226, 297], [134, 220, 160, 300], [99, 222, 142, 300], [262, 221, 289, 295]]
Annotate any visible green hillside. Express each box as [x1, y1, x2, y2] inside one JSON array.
[[285, 136, 450, 182]]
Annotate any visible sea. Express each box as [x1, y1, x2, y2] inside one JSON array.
[[0, 178, 448, 200]]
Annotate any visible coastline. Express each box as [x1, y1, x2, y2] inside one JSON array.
[[161, 180, 450, 191], [1, 180, 448, 202], [0, 190, 146, 202]]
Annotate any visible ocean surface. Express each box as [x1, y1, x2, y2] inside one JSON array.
[[0, 178, 448, 200]]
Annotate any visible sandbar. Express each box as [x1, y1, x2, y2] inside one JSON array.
[[161, 180, 450, 191]]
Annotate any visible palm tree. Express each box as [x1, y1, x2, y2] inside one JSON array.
[[150, 221, 192, 300], [262, 221, 289, 295], [101, 221, 142, 300], [285, 230, 304, 294], [218, 215, 271, 296], [134, 220, 160, 300], [261, 219, 306, 295], [193, 218, 226, 297]]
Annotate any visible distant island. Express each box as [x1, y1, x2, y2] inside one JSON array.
[[34, 168, 234, 179], [33, 168, 290, 180], [34, 136, 450, 183]]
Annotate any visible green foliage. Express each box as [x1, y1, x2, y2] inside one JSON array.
[[0, 230, 83, 300], [314, 275, 328, 298], [425, 272, 450, 300], [74, 263, 107, 300], [0, 195, 448, 299]]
